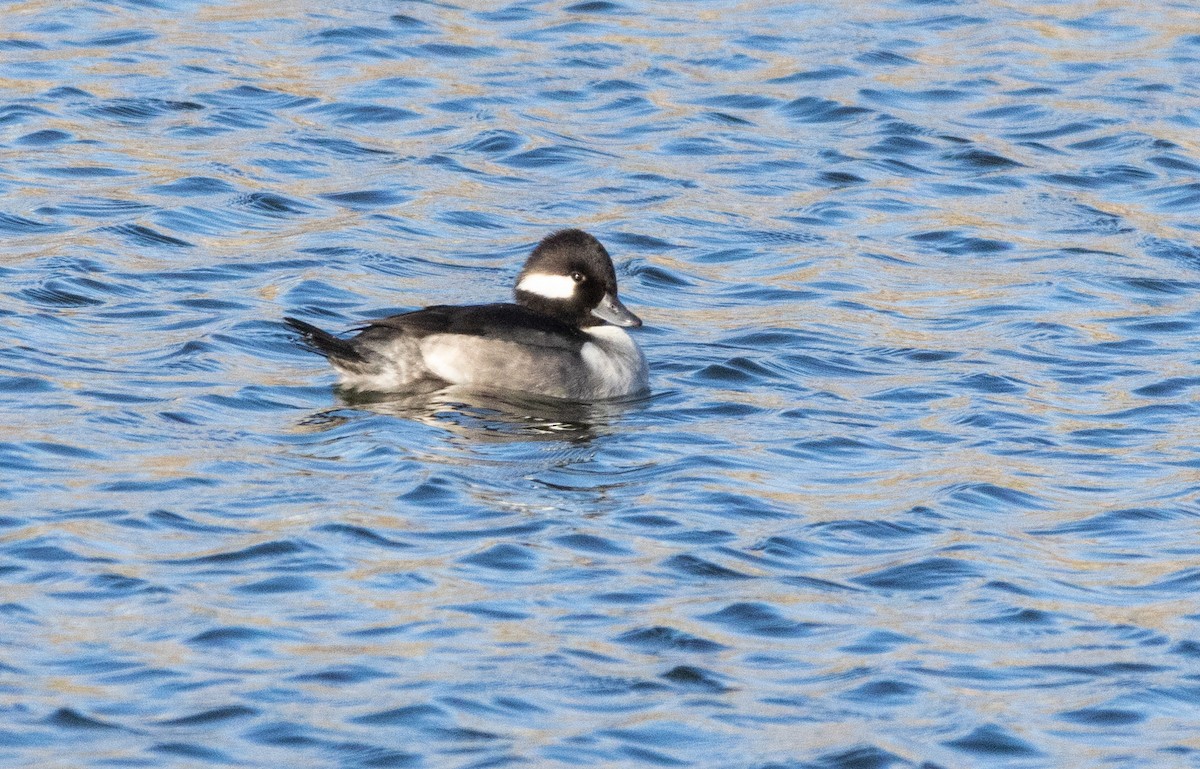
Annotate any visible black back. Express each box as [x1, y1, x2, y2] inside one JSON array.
[[357, 303, 587, 350]]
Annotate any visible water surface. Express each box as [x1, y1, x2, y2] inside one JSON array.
[[3, 1, 1200, 767]]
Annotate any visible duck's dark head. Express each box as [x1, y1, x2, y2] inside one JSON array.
[[514, 229, 641, 328]]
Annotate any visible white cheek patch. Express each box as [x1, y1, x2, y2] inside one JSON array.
[[516, 273, 577, 300]]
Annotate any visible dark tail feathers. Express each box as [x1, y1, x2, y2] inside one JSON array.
[[284, 317, 365, 363]]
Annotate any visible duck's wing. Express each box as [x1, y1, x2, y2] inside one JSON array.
[[360, 303, 586, 351]]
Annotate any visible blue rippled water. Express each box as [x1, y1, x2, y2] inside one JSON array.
[[3, 1, 1200, 767]]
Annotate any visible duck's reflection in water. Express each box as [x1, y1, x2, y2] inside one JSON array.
[[307, 385, 643, 447]]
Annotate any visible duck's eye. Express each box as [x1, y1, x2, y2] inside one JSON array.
[[570, 271, 585, 283]]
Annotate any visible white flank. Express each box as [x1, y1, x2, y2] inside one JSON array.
[[516, 272, 577, 300], [420, 336, 474, 385]]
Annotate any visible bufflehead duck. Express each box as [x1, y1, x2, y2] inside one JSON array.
[[285, 229, 649, 401]]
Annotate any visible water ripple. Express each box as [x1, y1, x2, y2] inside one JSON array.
[[3, 1, 1200, 767]]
